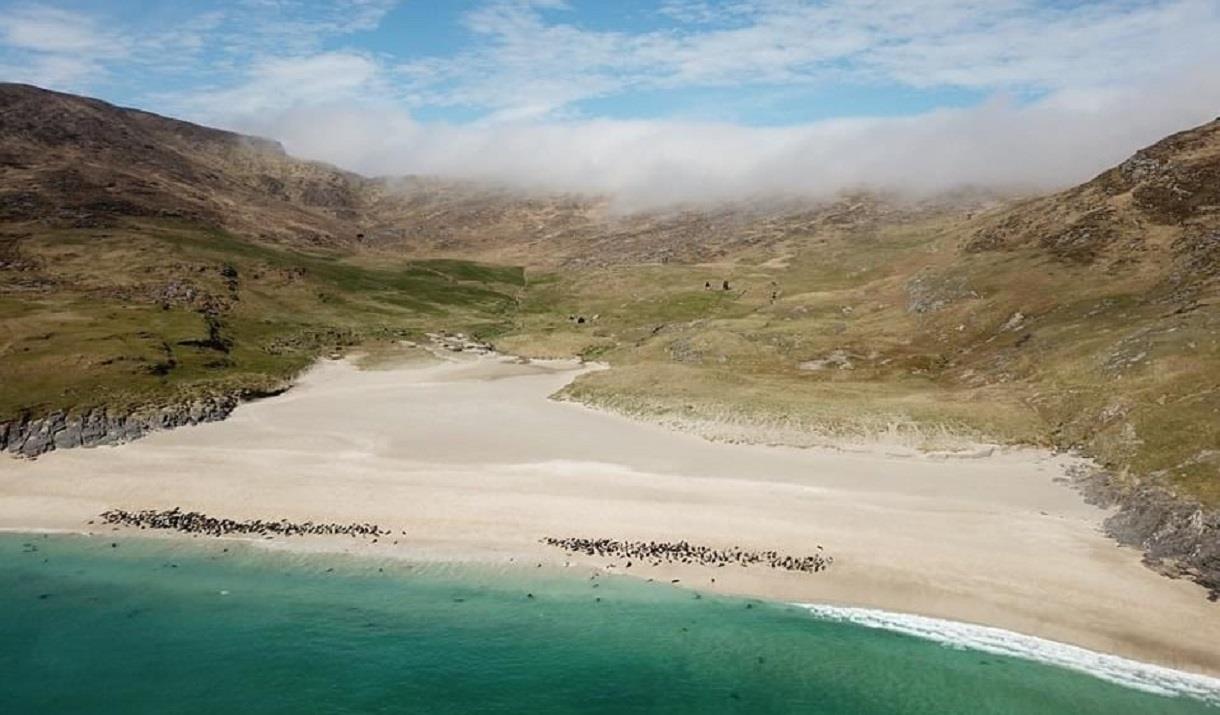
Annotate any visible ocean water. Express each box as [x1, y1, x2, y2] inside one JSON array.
[[1, 534, 1216, 714]]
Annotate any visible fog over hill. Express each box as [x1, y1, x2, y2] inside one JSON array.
[[234, 68, 1220, 210]]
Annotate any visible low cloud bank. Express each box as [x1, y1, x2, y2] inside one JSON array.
[[231, 68, 1220, 209]]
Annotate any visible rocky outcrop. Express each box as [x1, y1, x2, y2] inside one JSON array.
[[905, 267, 979, 314], [0, 388, 286, 458], [425, 331, 494, 354], [1071, 466, 1220, 600]]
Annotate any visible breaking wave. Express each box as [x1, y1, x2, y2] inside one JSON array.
[[799, 604, 1220, 704]]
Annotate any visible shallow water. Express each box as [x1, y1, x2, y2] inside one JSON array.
[[0, 534, 1215, 714]]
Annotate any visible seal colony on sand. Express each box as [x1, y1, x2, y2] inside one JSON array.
[[98, 507, 390, 539], [93, 508, 839, 576], [543, 536, 833, 573]]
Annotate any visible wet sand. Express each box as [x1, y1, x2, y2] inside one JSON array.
[[0, 353, 1216, 676]]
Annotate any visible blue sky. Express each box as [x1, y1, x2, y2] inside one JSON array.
[[2, 1, 1219, 203]]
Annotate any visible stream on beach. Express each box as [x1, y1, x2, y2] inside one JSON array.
[[1, 533, 1217, 714]]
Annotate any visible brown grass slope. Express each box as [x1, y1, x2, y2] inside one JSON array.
[[0, 82, 374, 247], [962, 119, 1220, 491], [362, 178, 1003, 269]]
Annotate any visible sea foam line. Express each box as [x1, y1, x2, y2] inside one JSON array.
[[798, 604, 1220, 704]]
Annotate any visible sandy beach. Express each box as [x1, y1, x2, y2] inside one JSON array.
[[1, 351, 1216, 677]]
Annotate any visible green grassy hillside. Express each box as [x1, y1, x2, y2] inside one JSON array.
[[0, 218, 523, 421]]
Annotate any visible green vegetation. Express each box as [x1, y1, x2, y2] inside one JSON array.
[[0, 220, 523, 420]]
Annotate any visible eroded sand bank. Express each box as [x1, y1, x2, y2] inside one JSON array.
[[1, 353, 1216, 676]]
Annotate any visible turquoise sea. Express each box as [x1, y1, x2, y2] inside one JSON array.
[[1, 534, 1216, 714]]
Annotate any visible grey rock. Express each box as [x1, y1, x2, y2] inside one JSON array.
[[906, 268, 979, 314], [79, 409, 108, 444], [1, 386, 280, 459], [1071, 466, 1220, 600], [53, 421, 81, 449], [19, 426, 49, 457]]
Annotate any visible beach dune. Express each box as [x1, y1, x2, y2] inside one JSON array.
[[0, 353, 1216, 677]]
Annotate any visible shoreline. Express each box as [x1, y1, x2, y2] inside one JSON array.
[[6, 527, 1220, 705], [1, 351, 1217, 679]]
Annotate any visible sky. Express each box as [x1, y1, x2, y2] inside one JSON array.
[[2, 0, 1219, 206]]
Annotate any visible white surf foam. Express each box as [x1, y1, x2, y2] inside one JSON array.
[[798, 604, 1220, 704]]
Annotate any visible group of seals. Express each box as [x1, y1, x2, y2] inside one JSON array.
[[542, 537, 832, 573], [98, 507, 389, 539], [95, 511, 833, 576]]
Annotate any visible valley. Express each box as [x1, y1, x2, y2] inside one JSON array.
[[2, 82, 1217, 602]]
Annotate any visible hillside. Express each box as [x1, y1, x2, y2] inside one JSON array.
[[0, 82, 986, 435], [499, 120, 1220, 496], [0, 84, 526, 436], [361, 178, 994, 268]]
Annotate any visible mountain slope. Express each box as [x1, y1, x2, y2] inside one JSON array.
[[968, 117, 1219, 286], [499, 119, 1220, 497], [0, 82, 372, 247]]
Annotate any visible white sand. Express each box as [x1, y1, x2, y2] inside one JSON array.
[[1, 353, 1216, 676]]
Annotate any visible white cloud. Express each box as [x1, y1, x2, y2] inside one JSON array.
[[0, 3, 128, 87], [394, 0, 1220, 118], [0, 4, 124, 55], [657, 1, 755, 25], [0, 54, 100, 87], [208, 0, 399, 56], [179, 52, 387, 116], [0, 1, 399, 94]]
